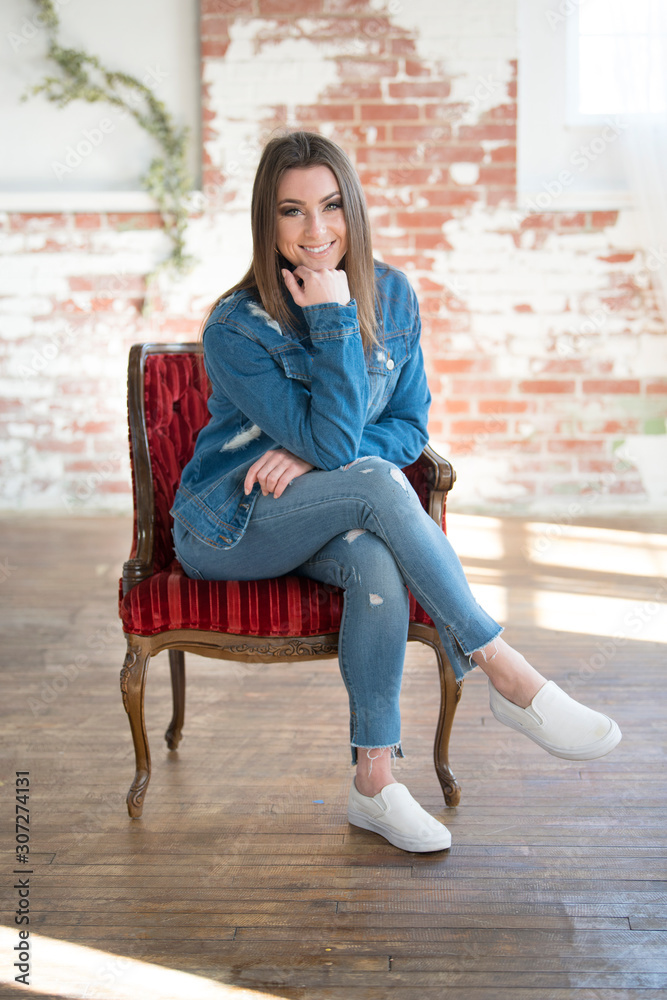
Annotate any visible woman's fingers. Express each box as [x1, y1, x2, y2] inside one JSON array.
[[245, 449, 313, 497], [281, 267, 350, 307]]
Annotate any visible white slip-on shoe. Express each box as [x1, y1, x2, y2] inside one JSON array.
[[488, 679, 622, 760], [347, 780, 452, 853]]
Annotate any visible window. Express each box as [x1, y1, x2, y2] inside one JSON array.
[[567, 0, 667, 122], [518, 0, 639, 211]]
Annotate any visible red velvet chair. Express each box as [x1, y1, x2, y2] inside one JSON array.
[[119, 342, 461, 818]]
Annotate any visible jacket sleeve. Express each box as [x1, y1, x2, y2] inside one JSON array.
[[357, 287, 431, 467], [203, 300, 370, 470]]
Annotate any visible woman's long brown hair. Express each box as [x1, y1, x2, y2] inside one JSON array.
[[201, 130, 379, 350]]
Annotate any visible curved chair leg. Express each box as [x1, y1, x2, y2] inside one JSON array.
[[120, 635, 152, 818], [165, 649, 186, 750], [432, 636, 462, 806]]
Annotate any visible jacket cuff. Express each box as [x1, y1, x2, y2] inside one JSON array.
[[301, 299, 360, 340]]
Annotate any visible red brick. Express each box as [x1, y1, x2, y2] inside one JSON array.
[[201, 0, 253, 12], [419, 296, 445, 314], [201, 39, 230, 59], [395, 211, 449, 230], [419, 189, 482, 208], [432, 359, 491, 374], [513, 304, 533, 313], [97, 480, 131, 494], [388, 82, 452, 100], [10, 213, 68, 230], [646, 380, 667, 394], [69, 421, 117, 435], [479, 165, 516, 186], [360, 104, 420, 121], [582, 379, 640, 394], [490, 144, 516, 163], [519, 380, 575, 394], [200, 15, 233, 36], [405, 58, 429, 76], [389, 38, 416, 56], [597, 252, 636, 264], [318, 0, 367, 9], [519, 214, 556, 230], [68, 277, 95, 291], [577, 459, 619, 474], [74, 214, 103, 229], [554, 212, 586, 230], [35, 439, 86, 454], [258, 0, 322, 13], [296, 104, 356, 122], [478, 400, 529, 414], [539, 360, 586, 373], [451, 379, 512, 395], [591, 211, 619, 228], [451, 419, 508, 435], [487, 103, 517, 121], [443, 399, 470, 414], [414, 233, 455, 250], [107, 213, 163, 229], [390, 125, 455, 143], [547, 440, 605, 454]]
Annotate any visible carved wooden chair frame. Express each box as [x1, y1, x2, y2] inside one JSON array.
[[120, 342, 462, 818]]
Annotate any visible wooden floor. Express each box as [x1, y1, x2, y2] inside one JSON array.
[[1, 512, 666, 999]]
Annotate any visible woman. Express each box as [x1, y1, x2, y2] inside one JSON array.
[[171, 131, 621, 853]]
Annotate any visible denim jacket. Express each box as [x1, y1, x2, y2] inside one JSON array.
[[170, 260, 431, 549]]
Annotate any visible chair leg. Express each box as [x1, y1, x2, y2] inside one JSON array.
[[430, 635, 462, 807], [120, 635, 152, 818], [165, 649, 186, 750]]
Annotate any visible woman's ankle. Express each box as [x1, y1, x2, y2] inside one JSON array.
[[354, 747, 398, 797], [472, 637, 547, 708]]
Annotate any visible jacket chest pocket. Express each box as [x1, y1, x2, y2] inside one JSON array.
[[272, 342, 313, 384]]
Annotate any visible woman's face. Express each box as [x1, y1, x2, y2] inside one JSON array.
[[275, 164, 348, 270]]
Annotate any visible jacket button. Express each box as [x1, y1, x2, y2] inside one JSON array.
[[386, 358, 395, 370]]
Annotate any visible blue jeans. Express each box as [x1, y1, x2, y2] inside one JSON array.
[[173, 456, 503, 763]]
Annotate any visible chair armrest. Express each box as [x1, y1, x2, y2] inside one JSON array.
[[416, 443, 456, 528]]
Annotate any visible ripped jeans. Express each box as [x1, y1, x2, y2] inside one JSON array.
[[173, 456, 503, 763]]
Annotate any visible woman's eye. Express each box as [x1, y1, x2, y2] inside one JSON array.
[[325, 202, 342, 211]]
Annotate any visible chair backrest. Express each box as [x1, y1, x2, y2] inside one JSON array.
[[128, 344, 209, 574]]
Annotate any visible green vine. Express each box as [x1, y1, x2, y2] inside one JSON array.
[[23, 0, 195, 306]]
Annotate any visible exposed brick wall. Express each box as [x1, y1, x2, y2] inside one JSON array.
[[1, 0, 665, 513]]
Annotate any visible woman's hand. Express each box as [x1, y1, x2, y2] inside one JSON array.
[[281, 266, 350, 308], [244, 448, 314, 499]]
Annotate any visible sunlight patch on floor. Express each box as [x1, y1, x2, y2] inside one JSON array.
[[0, 926, 284, 1000], [524, 522, 667, 577]]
